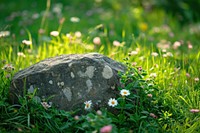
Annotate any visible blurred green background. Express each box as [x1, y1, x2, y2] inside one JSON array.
[[1, 0, 200, 43]]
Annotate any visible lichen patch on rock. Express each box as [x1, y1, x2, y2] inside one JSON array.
[[85, 66, 95, 78], [62, 87, 72, 101], [102, 65, 113, 79], [28, 85, 35, 94], [49, 80, 53, 84], [77, 66, 95, 78], [86, 79, 93, 92], [71, 72, 75, 78], [77, 71, 86, 78]]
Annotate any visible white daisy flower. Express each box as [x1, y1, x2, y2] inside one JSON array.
[[150, 73, 157, 78], [0, 31, 10, 38], [120, 89, 130, 96], [75, 31, 82, 38], [41, 102, 51, 109], [84, 100, 92, 110], [66, 33, 72, 39], [151, 52, 158, 57], [194, 78, 199, 82], [2, 64, 15, 72], [50, 31, 59, 37], [130, 51, 138, 55], [163, 54, 167, 58], [166, 52, 173, 57], [17, 52, 26, 58], [22, 40, 32, 45], [108, 98, 118, 107], [70, 17, 80, 23]]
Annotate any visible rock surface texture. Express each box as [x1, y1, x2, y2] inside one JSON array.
[[10, 53, 125, 111]]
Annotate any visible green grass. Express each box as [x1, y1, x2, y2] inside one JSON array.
[[0, 0, 200, 132]]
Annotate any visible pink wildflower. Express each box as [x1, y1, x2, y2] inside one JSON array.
[[96, 110, 102, 115], [74, 115, 79, 120], [186, 73, 190, 77], [147, 94, 153, 98], [138, 67, 142, 71], [100, 125, 112, 133], [59, 17, 65, 24], [38, 29, 45, 34], [93, 37, 101, 45], [187, 41, 193, 49], [150, 113, 157, 119], [132, 62, 137, 66], [190, 109, 199, 113], [173, 41, 181, 49], [113, 40, 121, 47]]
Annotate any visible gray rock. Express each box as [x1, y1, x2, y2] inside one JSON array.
[[10, 53, 126, 112]]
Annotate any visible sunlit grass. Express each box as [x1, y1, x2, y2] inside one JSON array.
[[0, 0, 200, 132]]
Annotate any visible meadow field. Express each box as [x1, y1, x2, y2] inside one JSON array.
[[0, 0, 200, 132]]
